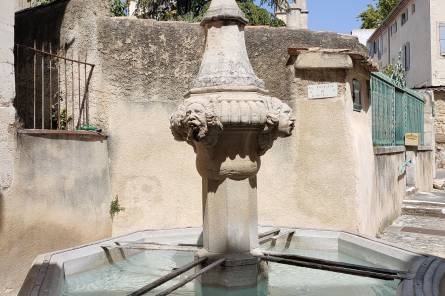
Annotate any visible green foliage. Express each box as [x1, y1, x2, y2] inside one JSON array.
[[51, 99, 72, 130], [31, 0, 55, 7], [135, 0, 284, 26], [358, 0, 400, 29], [238, 1, 285, 27], [110, 195, 125, 219], [52, 108, 72, 130], [383, 50, 406, 88], [110, 0, 128, 16]]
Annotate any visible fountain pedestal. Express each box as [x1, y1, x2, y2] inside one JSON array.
[[197, 130, 260, 257], [169, 0, 295, 291]]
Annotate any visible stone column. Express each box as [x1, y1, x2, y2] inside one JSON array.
[[170, 0, 295, 290], [197, 130, 260, 257], [286, 3, 301, 30], [286, 0, 308, 30]]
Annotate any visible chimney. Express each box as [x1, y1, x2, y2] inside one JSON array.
[[286, 0, 308, 29]]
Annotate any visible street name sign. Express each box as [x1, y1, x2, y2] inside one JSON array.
[[308, 83, 338, 99]]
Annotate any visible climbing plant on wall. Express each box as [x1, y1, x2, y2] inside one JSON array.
[[383, 50, 407, 88]]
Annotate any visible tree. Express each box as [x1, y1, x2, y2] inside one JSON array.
[[131, 0, 285, 26], [358, 0, 399, 29], [110, 0, 128, 16]]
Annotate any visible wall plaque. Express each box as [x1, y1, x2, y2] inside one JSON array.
[[405, 133, 420, 147], [308, 83, 339, 99]]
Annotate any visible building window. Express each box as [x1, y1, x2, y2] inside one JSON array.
[[403, 42, 411, 71], [378, 37, 383, 59], [411, 3, 416, 14], [401, 9, 408, 25], [440, 23, 445, 56], [391, 22, 398, 36], [352, 79, 362, 112]]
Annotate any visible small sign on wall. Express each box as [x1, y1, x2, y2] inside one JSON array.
[[308, 83, 339, 99], [405, 133, 420, 147]]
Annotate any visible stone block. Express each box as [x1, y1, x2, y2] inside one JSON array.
[[0, 62, 15, 104], [294, 52, 353, 69], [0, 23, 14, 49], [0, 106, 15, 189], [0, 1, 14, 27]]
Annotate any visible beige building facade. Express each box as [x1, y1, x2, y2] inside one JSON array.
[[367, 0, 445, 88]]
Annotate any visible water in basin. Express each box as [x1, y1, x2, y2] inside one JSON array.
[[63, 248, 400, 296]]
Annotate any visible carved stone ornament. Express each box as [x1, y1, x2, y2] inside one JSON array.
[[170, 94, 295, 154]]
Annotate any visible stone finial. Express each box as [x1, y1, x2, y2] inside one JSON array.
[[201, 0, 248, 25]]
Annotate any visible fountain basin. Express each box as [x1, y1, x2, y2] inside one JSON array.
[[19, 227, 444, 296]]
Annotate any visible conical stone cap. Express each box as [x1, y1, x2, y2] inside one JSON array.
[[201, 0, 248, 24]]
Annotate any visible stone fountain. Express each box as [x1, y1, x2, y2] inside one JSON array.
[[169, 0, 294, 289], [18, 0, 445, 294]]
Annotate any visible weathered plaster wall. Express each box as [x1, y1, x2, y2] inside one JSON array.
[[373, 149, 406, 234], [95, 18, 367, 235], [259, 65, 361, 232], [0, 132, 112, 295], [0, 0, 16, 191], [407, 148, 434, 192], [13, 6, 413, 237]]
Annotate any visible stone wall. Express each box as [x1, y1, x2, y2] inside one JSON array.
[[0, 132, 112, 295], [0, 0, 16, 191], [94, 17, 367, 235], [372, 148, 406, 234], [407, 148, 434, 192], [415, 149, 434, 191]]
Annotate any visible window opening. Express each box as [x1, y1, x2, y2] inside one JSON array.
[[353, 79, 362, 112], [440, 23, 445, 56]]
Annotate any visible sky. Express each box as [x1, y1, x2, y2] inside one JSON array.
[[307, 0, 371, 33]]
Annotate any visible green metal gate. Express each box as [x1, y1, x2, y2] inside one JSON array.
[[371, 72, 424, 146]]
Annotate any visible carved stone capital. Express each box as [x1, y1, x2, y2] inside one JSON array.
[[170, 93, 295, 155]]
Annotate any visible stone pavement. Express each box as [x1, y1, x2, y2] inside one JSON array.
[[378, 190, 445, 258], [378, 215, 445, 258]]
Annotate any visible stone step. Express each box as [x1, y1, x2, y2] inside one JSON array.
[[401, 204, 445, 217], [403, 199, 445, 208]]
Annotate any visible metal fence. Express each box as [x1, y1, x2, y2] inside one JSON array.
[[371, 72, 424, 146], [14, 43, 95, 130]]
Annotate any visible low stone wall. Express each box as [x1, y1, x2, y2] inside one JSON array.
[[415, 149, 434, 192], [406, 147, 434, 192], [372, 147, 407, 234], [0, 131, 112, 295]]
